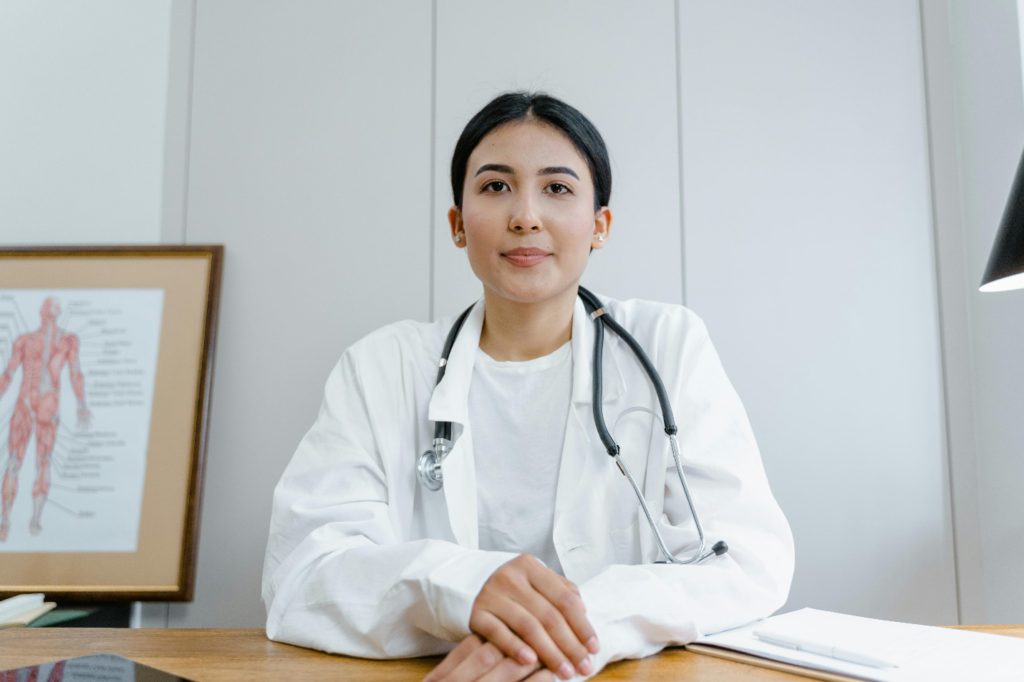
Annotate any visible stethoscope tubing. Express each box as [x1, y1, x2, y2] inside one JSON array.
[[579, 287, 721, 564], [577, 287, 678, 445], [433, 304, 474, 445], [419, 287, 727, 564]]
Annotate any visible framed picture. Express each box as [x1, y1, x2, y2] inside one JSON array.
[[0, 245, 223, 601]]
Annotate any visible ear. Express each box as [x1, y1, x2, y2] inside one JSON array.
[[591, 206, 612, 250], [448, 206, 466, 248]]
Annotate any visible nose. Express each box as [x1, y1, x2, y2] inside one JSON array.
[[509, 192, 541, 233]]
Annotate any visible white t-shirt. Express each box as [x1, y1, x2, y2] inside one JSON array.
[[469, 340, 573, 576]]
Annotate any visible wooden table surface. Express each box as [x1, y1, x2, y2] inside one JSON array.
[[0, 625, 1022, 681]]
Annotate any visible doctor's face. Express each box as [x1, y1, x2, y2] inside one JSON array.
[[449, 120, 611, 305]]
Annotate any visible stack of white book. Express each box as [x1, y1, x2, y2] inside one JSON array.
[[0, 594, 56, 629]]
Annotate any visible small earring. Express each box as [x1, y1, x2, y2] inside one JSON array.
[[454, 234, 462, 243], [597, 235, 605, 242]]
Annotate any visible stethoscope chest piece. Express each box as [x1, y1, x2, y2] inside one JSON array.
[[417, 448, 443, 491], [418, 438, 450, 491]]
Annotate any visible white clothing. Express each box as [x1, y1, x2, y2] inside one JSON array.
[[262, 295, 795, 677], [471, 341, 572, 577]]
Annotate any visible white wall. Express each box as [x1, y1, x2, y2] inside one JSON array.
[[945, 0, 1024, 624], [0, 1, 171, 245], [4, 0, 996, 629], [159, 0, 962, 627], [159, 0, 434, 628], [678, 0, 956, 624]]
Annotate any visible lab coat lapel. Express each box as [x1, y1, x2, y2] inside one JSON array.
[[554, 295, 626, 526], [424, 293, 627, 551], [427, 298, 485, 549]]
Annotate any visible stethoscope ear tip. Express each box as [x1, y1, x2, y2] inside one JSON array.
[[712, 540, 729, 556]]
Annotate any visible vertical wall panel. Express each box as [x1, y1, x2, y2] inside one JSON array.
[[170, 0, 432, 627], [0, 1, 171, 244], [919, 0, 986, 624], [946, 0, 1024, 624], [679, 0, 958, 623], [432, 0, 683, 321]]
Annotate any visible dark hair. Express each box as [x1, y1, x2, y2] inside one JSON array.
[[450, 91, 612, 211]]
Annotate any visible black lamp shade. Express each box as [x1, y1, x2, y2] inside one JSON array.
[[981, 145, 1024, 292]]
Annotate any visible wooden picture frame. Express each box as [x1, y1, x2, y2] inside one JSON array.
[[0, 245, 223, 601]]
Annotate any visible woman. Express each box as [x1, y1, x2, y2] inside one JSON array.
[[262, 92, 794, 682]]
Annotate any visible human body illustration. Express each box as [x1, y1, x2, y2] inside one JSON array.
[[0, 297, 91, 541]]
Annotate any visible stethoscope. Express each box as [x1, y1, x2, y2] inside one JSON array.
[[417, 286, 728, 565]]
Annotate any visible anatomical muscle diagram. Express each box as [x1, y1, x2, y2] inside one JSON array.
[[0, 297, 91, 541], [0, 289, 164, 552]]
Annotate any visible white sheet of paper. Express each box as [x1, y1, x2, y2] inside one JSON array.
[[0, 289, 164, 552], [699, 608, 1024, 681]]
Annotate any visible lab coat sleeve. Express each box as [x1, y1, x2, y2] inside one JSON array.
[[576, 310, 795, 677], [261, 347, 519, 658]]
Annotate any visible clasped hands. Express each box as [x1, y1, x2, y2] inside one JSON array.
[[424, 554, 599, 682]]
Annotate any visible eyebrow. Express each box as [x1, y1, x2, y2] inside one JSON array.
[[474, 163, 580, 180]]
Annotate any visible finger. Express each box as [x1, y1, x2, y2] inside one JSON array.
[[423, 635, 483, 682], [478, 656, 542, 682], [442, 641, 505, 682], [522, 559, 595, 650], [531, 572, 599, 655], [470, 609, 537, 666], [560, 577, 587, 612], [515, 590, 592, 678], [495, 598, 577, 680], [523, 670, 557, 682]]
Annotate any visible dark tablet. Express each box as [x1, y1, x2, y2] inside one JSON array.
[[0, 653, 197, 682]]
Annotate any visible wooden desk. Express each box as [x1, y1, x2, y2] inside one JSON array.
[[1, 626, 1022, 681]]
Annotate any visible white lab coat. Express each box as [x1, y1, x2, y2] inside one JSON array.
[[262, 295, 794, 676]]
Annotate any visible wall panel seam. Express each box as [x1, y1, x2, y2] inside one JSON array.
[[429, 0, 438, 322], [918, 0, 962, 624], [181, 0, 197, 245], [673, 0, 687, 306]]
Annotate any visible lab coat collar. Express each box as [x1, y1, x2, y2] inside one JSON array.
[[426, 299, 484, 549], [427, 293, 627, 425], [427, 298, 485, 427]]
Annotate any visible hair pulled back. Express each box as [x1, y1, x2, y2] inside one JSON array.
[[450, 91, 612, 211]]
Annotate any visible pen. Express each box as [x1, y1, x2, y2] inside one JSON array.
[[751, 630, 899, 669]]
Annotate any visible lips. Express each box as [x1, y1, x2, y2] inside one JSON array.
[[502, 247, 551, 267]]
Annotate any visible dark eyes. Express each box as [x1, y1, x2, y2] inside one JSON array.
[[481, 180, 573, 195]]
